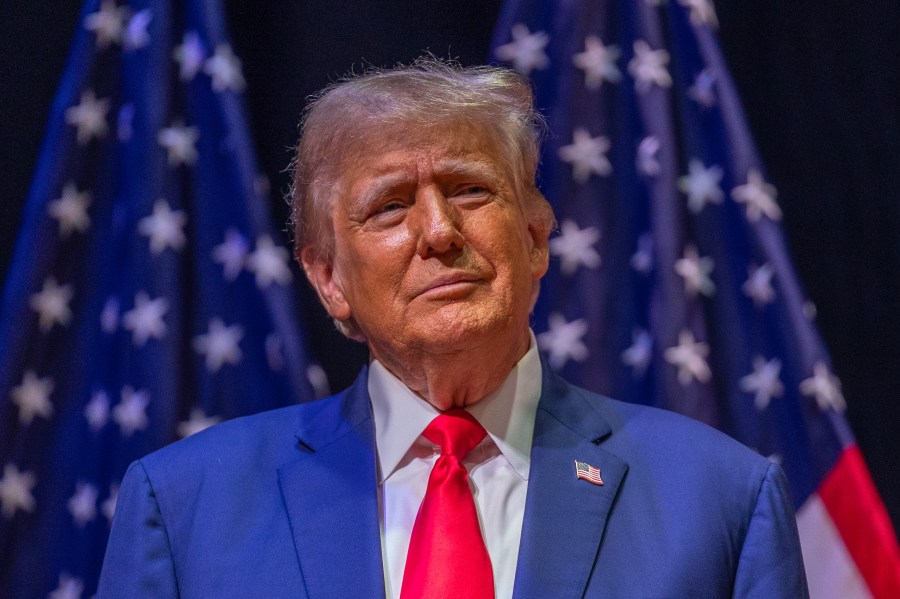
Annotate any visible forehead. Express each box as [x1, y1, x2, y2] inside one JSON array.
[[338, 119, 510, 185]]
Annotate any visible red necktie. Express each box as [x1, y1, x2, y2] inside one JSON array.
[[400, 409, 495, 599]]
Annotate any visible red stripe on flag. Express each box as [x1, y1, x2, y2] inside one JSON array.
[[819, 445, 900, 599]]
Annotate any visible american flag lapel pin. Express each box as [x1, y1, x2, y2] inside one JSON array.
[[574, 460, 604, 485]]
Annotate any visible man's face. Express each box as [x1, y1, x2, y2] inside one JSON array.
[[302, 120, 550, 361]]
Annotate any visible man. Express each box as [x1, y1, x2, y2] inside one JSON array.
[[99, 59, 808, 598]]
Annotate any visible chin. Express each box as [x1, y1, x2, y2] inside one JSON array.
[[414, 304, 519, 349]]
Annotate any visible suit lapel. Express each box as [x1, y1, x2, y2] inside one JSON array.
[[278, 368, 386, 599], [512, 365, 628, 599]]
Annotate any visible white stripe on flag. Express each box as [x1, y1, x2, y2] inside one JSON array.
[[797, 493, 873, 599]]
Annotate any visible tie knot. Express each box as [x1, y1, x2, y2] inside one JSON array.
[[422, 409, 487, 459]]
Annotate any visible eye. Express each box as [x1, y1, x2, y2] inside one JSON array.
[[457, 185, 488, 196], [451, 185, 492, 204], [377, 200, 406, 213], [365, 198, 409, 226]]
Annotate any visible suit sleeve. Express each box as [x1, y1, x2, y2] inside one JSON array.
[[96, 460, 179, 598], [733, 462, 809, 598]]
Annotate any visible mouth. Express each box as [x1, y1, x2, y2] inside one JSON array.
[[416, 272, 485, 299]]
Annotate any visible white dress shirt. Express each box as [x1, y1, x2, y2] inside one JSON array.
[[368, 337, 542, 599]]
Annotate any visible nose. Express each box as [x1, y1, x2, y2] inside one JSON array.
[[413, 189, 465, 258]]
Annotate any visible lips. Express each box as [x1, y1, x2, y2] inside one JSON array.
[[415, 271, 485, 298]]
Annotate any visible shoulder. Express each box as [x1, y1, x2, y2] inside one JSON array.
[[588, 381, 759, 448], [603, 392, 759, 459], [138, 389, 354, 487], [553, 377, 775, 490], [143, 404, 299, 467]]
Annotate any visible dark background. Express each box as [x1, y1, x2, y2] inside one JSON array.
[[2, 1, 898, 529]]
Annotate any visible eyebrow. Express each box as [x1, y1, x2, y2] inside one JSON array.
[[349, 157, 504, 213], [434, 157, 502, 181], [350, 171, 414, 214]]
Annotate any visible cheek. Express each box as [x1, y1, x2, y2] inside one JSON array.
[[487, 219, 538, 275], [332, 246, 407, 310], [334, 224, 400, 269]]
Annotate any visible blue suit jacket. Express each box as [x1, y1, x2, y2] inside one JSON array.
[[98, 365, 808, 598]]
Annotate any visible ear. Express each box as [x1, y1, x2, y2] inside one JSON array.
[[300, 246, 352, 322], [526, 191, 553, 281]]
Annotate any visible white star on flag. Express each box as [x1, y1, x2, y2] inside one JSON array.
[[138, 200, 187, 254], [83, 0, 127, 48], [48, 573, 84, 599], [678, 0, 719, 28], [550, 220, 601, 275], [743, 263, 776, 306], [731, 169, 782, 222], [740, 356, 784, 410], [204, 44, 246, 92], [688, 69, 717, 107], [538, 313, 590, 369], [622, 328, 653, 376], [11, 370, 54, 426], [628, 40, 672, 92], [213, 229, 250, 281], [173, 31, 206, 81], [123, 9, 152, 51], [29, 277, 74, 332], [193, 318, 244, 372], [800, 361, 846, 413], [100, 297, 120, 333], [664, 329, 712, 386], [630, 232, 654, 274], [494, 23, 550, 75], [674, 244, 716, 297], [803, 301, 817, 321], [306, 364, 331, 398], [84, 391, 110, 431], [113, 386, 150, 436], [0, 463, 36, 519], [48, 182, 92, 237], [246, 236, 293, 288], [122, 292, 169, 346], [679, 159, 724, 214], [177, 408, 221, 438], [636, 136, 662, 177], [157, 122, 199, 166], [558, 128, 612, 182], [573, 35, 621, 89], [102, 483, 119, 524], [65, 90, 110, 144], [67, 482, 98, 527]]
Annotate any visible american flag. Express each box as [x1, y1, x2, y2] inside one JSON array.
[[575, 460, 604, 486], [0, 0, 320, 596], [490, 0, 900, 597]]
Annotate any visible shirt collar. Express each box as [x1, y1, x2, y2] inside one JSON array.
[[368, 331, 542, 484]]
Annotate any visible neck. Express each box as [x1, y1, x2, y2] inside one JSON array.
[[368, 327, 532, 411]]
